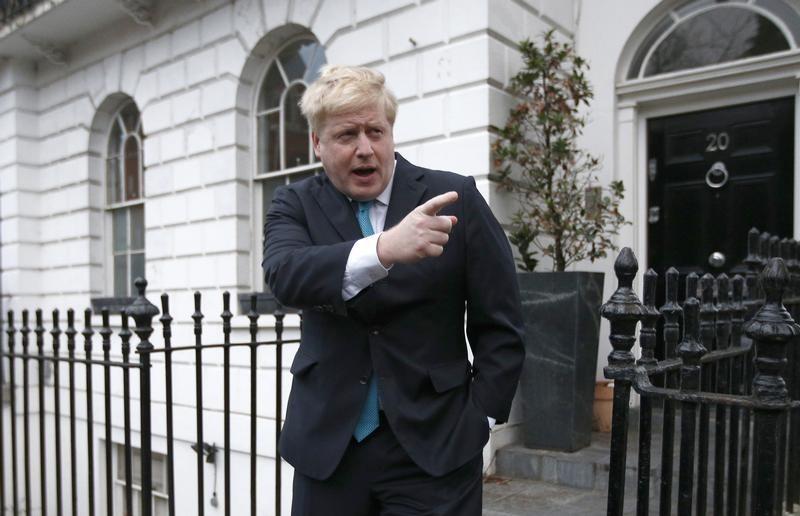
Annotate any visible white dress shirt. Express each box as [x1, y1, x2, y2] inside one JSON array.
[[341, 165, 394, 301]]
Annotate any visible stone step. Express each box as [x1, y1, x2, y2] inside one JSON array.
[[495, 432, 661, 492], [495, 406, 761, 508]]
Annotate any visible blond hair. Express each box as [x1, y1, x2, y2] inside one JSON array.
[[300, 65, 398, 132]]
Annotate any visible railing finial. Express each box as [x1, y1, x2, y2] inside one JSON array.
[[745, 258, 800, 403], [601, 247, 645, 369], [127, 277, 159, 346]]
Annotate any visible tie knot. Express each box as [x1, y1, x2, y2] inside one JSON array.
[[357, 200, 373, 213]]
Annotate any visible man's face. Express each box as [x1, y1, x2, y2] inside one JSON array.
[[312, 104, 395, 201]]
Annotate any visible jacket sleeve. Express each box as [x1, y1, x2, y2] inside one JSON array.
[[463, 176, 525, 424], [262, 185, 356, 312]]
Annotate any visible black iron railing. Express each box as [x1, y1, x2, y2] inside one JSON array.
[[0, 279, 296, 516], [602, 228, 800, 515]]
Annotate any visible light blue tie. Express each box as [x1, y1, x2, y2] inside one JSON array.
[[353, 201, 380, 442]]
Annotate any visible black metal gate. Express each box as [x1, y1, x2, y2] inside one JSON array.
[[0, 282, 295, 515], [602, 228, 800, 515]]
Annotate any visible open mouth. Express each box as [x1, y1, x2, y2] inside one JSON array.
[[352, 167, 377, 177]]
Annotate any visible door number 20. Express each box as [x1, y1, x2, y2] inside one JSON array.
[[705, 132, 730, 152]]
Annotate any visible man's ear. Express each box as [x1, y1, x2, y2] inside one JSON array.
[[311, 131, 321, 159]]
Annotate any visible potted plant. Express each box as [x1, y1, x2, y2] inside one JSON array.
[[491, 30, 627, 451]]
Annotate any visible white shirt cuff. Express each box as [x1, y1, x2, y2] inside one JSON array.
[[487, 416, 496, 429], [342, 233, 391, 301]]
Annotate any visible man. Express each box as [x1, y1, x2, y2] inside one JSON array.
[[263, 65, 524, 515]]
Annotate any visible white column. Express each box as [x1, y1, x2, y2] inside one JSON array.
[[615, 101, 642, 257]]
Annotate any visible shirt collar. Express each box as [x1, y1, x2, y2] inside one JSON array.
[[375, 159, 396, 206]]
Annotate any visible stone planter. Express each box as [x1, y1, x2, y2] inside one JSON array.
[[517, 271, 604, 452]]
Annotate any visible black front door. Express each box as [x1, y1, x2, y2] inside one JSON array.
[[647, 97, 794, 286]]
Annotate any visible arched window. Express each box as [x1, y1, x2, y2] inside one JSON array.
[[106, 100, 145, 298], [254, 38, 326, 289], [628, 0, 800, 79]]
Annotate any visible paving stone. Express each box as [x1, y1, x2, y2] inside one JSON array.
[[482, 477, 659, 515]]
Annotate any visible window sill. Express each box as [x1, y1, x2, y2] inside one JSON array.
[[237, 293, 299, 315], [90, 297, 136, 314]]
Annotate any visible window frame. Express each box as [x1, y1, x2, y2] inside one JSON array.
[[250, 37, 326, 295], [111, 443, 170, 516], [629, 0, 799, 80], [104, 100, 146, 299]]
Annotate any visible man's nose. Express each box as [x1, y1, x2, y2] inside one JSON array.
[[355, 132, 374, 157]]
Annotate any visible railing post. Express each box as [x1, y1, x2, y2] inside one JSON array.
[[745, 258, 800, 516], [65, 309, 78, 516], [21, 309, 31, 516], [677, 296, 706, 515], [6, 310, 18, 516], [221, 292, 232, 516], [635, 269, 658, 516], [247, 295, 258, 516], [99, 309, 113, 516], [714, 274, 732, 515], [51, 309, 64, 516], [275, 305, 285, 516], [81, 309, 96, 516], [601, 248, 645, 516], [743, 229, 762, 319], [659, 267, 682, 516], [159, 295, 175, 516], [729, 275, 745, 516], [769, 235, 780, 259], [786, 239, 800, 512], [128, 278, 160, 516], [34, 309, 47, 516]]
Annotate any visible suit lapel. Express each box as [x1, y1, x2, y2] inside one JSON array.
[[385, 153, 428, 229], [312, 178, 363, 241]]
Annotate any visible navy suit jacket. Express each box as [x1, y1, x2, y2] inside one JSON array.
[[263, 153, 524, 480]]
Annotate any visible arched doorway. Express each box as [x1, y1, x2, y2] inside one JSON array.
[[615, 0, 800, 291]]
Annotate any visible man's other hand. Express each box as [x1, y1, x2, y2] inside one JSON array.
[[377, 191, 459, 267]]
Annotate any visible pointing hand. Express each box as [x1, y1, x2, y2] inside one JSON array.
[[377, 191, 459, 267]]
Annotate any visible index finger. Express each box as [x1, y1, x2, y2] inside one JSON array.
[[418, 191, 458, 216]]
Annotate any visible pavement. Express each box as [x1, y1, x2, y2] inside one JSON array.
[[482, 475, 656, 516]]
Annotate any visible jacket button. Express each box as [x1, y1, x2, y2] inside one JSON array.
[[359, 376, 368, 384], [371, 329, 380, 335]]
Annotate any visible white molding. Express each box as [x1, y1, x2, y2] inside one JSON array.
[[618, 50, 800, 105], [637, 2, 798, 80]]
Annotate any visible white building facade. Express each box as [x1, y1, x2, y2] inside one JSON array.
[[0, 0, 798, 514]]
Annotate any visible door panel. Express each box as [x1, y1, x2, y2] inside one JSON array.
[[647, 97, 794, 358]]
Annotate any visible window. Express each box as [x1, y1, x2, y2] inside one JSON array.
[[106, 101, 145, 297], [113, 445, 169, 516], [628, 0, 800, 79], [255, 38, 326, 292]]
